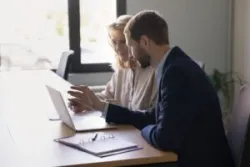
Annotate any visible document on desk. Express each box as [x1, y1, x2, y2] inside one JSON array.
[[54, 134, 142, 157]]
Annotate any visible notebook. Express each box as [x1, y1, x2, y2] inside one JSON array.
[[54, 133, 142, 157]]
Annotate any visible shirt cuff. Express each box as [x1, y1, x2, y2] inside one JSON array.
[[101, 102, 109, 119], [141, 125, 158, 148]]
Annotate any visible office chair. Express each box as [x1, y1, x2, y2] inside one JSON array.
[[56, 50, 74, 80], [227, 85, 250, 167]]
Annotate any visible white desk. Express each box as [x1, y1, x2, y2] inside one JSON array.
[[0, 70, 177, 167]]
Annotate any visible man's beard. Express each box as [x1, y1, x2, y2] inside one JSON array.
[[137, 48, 151, 68]]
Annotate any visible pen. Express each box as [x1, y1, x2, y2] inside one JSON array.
[[92, 133, 98, 141]]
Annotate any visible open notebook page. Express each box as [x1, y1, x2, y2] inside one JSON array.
[[55, 134, 141, 157]]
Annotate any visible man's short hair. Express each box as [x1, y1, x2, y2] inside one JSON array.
[[124, 10, 169, 45]]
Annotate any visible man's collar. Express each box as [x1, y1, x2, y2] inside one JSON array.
[[155, 46, 173, 70]]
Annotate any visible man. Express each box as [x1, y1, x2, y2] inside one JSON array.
[[68, 11, 235, 167]]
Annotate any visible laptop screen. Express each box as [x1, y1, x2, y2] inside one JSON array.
[[46, 85, 75, 129]]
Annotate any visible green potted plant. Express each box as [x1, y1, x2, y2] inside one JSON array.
[[209, 69, 245, 130], [209, 69, 245, 108]]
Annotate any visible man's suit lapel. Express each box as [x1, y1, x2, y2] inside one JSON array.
[[157, 46, 188, 88], [155, 46, 187, 118]]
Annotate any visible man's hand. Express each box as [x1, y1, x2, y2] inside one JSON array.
[[68, 85, 106, 113]]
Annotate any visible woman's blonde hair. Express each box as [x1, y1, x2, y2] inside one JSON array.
[[107, 15, 137, 70]]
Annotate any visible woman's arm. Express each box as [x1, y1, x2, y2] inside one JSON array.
[[95, 73, 116, 101], [149, 77, 157, 108]]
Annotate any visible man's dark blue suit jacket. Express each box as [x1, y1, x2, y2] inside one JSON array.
[[105, 46, 235, 167]]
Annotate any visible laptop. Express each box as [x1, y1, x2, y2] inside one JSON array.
[[45, 85, 116, 132]]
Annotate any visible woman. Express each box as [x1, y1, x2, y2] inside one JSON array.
[[95, 14, 157, 111]]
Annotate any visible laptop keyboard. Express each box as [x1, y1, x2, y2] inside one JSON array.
[[71, 111, 102, 121]]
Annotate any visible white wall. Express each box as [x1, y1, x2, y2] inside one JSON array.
[[127, 0, 232, 74], [233, 0, 250, 82], [69, 0, 232, 85]]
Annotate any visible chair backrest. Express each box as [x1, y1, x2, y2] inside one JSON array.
[[56, 50, 74, 80], [227, 85, 250, 167]]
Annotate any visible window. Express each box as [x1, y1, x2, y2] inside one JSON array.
[[69, 0, 126, 73], [0, 0, 69, 70], [80, 0, 116, 64], [0, 0, 126, 72]]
